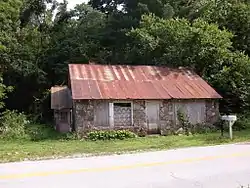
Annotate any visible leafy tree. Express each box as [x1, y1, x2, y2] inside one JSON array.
[[211, 51, 250, 113], [42, 3, 107, 85], [20, 0, 57, 28], [200, 1, 250, 56], [0, 0, 23, 72], [128, 15, 233, 73], [1, 0, 250, 121], [128, 14, 250, 113], [1, 0, 52, 116], [87, 0, 177, 63]]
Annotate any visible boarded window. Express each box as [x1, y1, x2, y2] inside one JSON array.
[[59, 112, 68, 122], [113, 102, 132, 127], [95, 101, 109, 127], [55, 111, 68, 122], [175, 101, 206, 124]]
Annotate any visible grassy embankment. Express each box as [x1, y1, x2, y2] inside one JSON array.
[[1, 124, 250, 163]]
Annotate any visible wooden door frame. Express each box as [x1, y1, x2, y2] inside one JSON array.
[[145, 100, 160, 133], [109, 101, 134, 128]]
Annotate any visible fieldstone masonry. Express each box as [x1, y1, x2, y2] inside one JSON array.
[[74, 100, 147, 134], [74, 100, 94, 133], [73, 99, 220, 135], [133, 100, 146, 127], [206, 100, 220, 124], [159, 100, 175, 135]]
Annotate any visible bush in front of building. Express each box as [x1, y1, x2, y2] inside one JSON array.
[[0, 110, 30, 139], [0, 110, 78, 141], [233, 114, 250, 131], [87, 130, 137, 141]]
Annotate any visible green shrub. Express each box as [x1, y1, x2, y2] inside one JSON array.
[[233, 115, 250, 131], [64, 132, 79, 140], [25, 124, 60, 141], [25, 124, 79, 141], [136, 127, 148, 137], [87, 130, 137, 141], [212, 115, 250, 132], [0, 111, 78, 141], [0, 110, 29, 139], [191, 123, 218, 134]]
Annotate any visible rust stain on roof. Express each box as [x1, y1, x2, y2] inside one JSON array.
[[69, 64, 222, 100]]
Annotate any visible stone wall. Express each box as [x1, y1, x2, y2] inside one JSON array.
[[73, 100, 147, 135], [74, 100, 94, 133], [206, 100, 220, 124], [159, 100, 175, 135], [133, 100, 146, 128], [159, 99, 220, 135], [73, 99, 220, 135]]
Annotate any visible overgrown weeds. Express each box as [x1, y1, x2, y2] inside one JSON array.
[[0, 110, 77, 141], [0, 110, 29, 139], [233, 114, 250, 131]]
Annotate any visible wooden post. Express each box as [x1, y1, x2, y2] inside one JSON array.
[[229, 121, 233, 140]]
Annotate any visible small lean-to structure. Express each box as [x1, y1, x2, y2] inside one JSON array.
[[51, 86, 72, 133], [51, 63, 222, 135]]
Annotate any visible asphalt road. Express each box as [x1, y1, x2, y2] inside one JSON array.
[[1, 143, 250, 188]]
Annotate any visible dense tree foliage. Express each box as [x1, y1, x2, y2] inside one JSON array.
[[128, 15, 250, 113], [1, 0, 250, 122]]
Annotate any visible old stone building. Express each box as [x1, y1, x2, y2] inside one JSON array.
[[51, 64, 222, 135]]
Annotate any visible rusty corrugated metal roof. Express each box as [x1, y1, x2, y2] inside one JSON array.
[[69, 64, 222, 100], [51, 86, 72, 109]]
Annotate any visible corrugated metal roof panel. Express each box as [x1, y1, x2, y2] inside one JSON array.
[[69, 64, 222, 100]]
